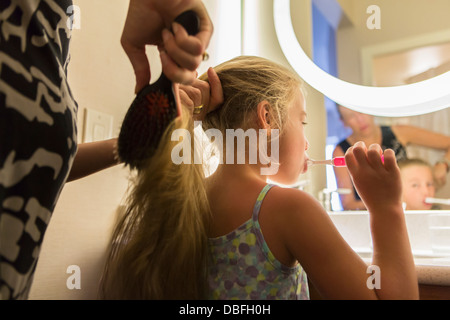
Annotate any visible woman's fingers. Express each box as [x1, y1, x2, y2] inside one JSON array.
[[207, 67, 224, 113], [162, 25, 203, 72], [178, 68, 224, 119], [160, 5, 212, 85], [160, 50, 197, 84], [183, 84, 202, 105], [123, 44, 152, 94], [179, 87, 194, 109]]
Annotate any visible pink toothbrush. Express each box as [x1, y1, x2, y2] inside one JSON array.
[[307, 155, 385, 167], [307, 156, 347, 167]]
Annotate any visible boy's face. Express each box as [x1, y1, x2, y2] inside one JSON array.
[[401, 165, 435, 210]]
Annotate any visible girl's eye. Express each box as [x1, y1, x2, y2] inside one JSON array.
[[302, 122, 308, 126]]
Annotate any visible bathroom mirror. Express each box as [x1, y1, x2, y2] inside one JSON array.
[[274, 0, 450, 210], [314, 0, 450, 88], [274, 0, 450, 117]]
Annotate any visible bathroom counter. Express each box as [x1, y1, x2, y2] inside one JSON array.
[[326, 211, 450, 299], [414, 258, 450, 286], [328, 211, 450, 284], [356, 256, 450, 300], [410, 259, 450, 300], [308, 257, 450, 300]]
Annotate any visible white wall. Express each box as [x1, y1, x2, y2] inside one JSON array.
[[336, 0, 450, 85], [240, 0, 327, 197]]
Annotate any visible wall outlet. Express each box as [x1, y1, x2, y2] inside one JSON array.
[[83, 108, 114, 143]]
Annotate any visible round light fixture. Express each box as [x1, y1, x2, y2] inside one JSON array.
[[273, 0, 450, 117]]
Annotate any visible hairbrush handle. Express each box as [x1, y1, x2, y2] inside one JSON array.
[[173, 10, 200, 36]]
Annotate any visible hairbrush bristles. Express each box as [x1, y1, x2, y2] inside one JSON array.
[[117, 76, 179, 170], [117, 11, 200, 170]]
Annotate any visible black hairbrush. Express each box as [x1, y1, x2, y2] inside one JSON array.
[[117, 10, 200, 170]]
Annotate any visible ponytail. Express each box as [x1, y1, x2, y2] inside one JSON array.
[[100, 108, 211, 299]]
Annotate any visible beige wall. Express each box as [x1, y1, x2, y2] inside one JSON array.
[[337, 0, 450, 44], [336, 0, 450, 85]]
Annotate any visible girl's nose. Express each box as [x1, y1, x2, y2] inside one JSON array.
[[421, 186, 433, 196], [305, 139, 310, 151]]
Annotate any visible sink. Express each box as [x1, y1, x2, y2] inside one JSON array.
[[328, 210, 450, 259]]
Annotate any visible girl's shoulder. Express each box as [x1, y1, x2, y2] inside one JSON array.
[[262, 185, 327, 229], [259, 185, 337, 268], [267, 185, 320, 210]]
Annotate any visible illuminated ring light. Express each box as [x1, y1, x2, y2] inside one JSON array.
[[273, 0, 450, 117]]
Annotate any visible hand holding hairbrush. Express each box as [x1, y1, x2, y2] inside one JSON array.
[[117, 10, 200, 170]]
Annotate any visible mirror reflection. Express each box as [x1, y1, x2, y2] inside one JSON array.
[[310, 0, 450, 86], [332, 106, 450, 211], [305, 0, 450, 211]]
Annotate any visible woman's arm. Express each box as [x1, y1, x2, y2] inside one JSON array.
[[392, 124, 450, 187], [392, 124, 450, 151], [67, 138, 120, 182]]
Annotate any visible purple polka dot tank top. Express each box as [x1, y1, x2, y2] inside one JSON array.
[[208, 184, 310, 300]]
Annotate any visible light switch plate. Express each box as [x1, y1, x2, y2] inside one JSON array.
[[83, 108, 113, 143]]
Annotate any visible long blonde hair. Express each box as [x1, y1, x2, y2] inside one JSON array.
[[100, 108, 211, 299], [100, 56, 302, 299]]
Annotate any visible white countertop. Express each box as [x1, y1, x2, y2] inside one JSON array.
[[329, 211, 450, 286]]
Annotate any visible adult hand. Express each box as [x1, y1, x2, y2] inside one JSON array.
[[179, 67, 223, 120], [433, 162, 448, 189], [121, 0, 213, 93]]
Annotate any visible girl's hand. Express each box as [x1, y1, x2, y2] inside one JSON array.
[[178, 67, 224, 120], [345, 142, 403, 212]]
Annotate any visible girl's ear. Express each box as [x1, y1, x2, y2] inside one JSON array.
[[256, 100, 271, 131]]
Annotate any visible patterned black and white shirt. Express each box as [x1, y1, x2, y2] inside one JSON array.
[[0, 0, 78, 299]]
